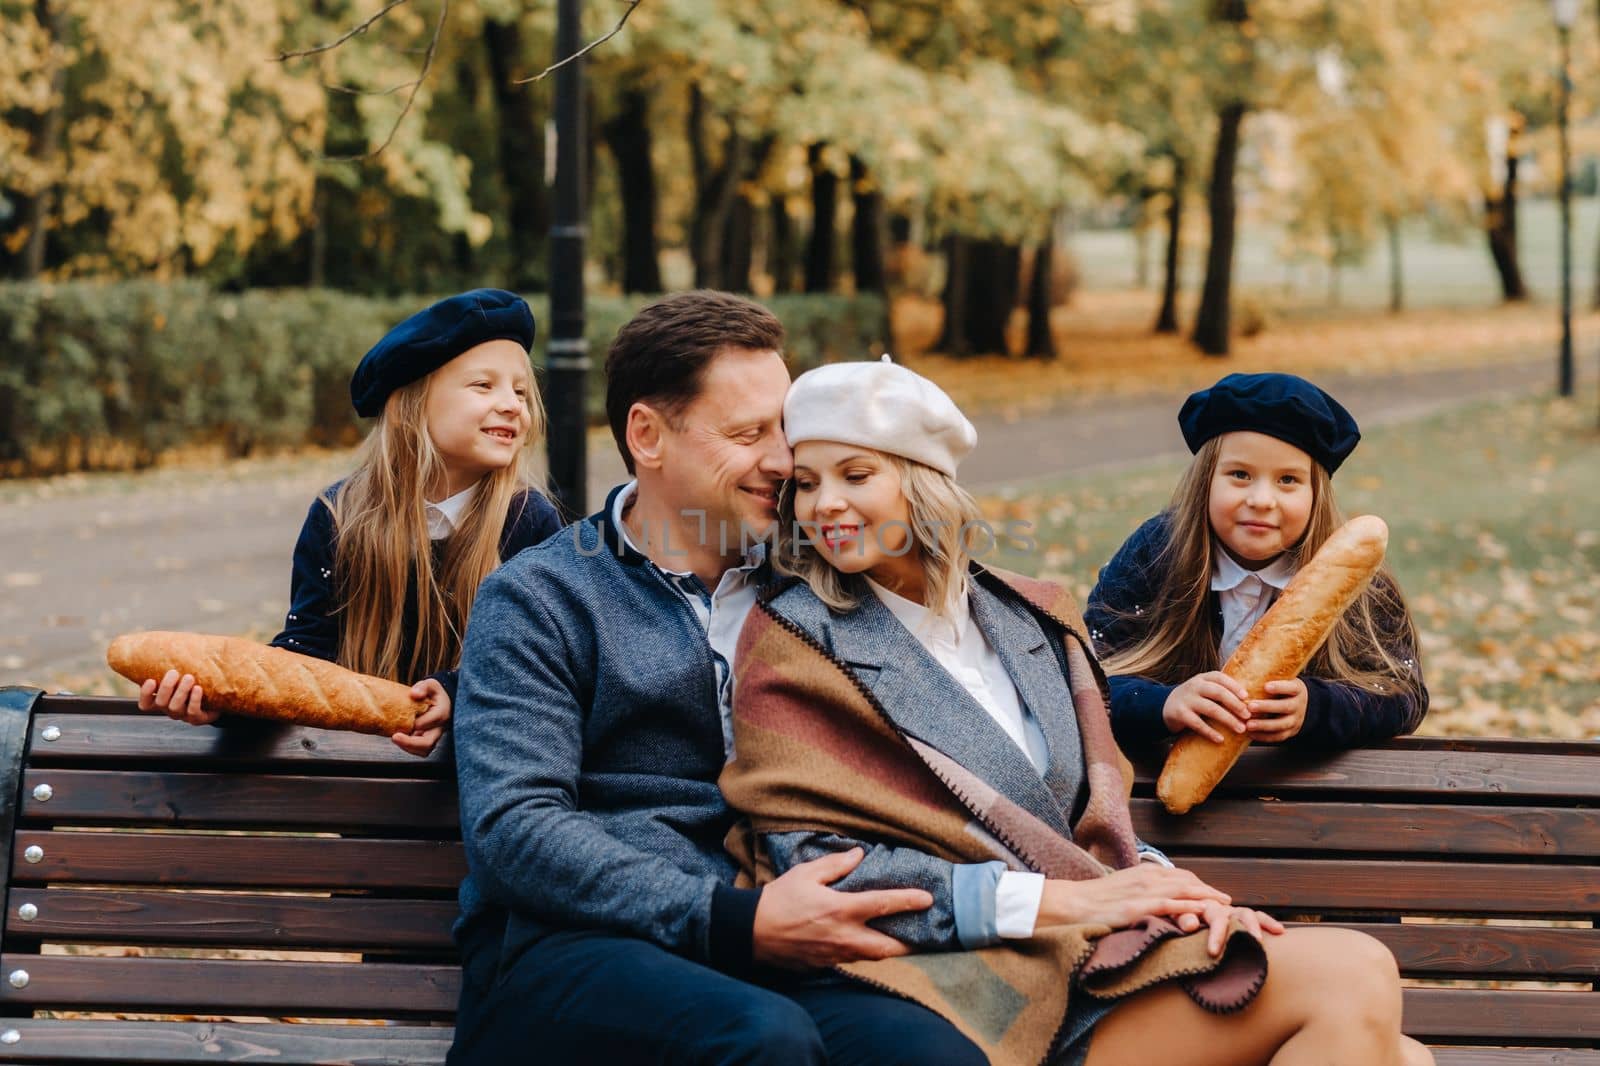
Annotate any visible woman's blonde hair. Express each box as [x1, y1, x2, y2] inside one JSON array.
[[775, 453, 987, 616], [1101, 436, 1422, 699], [327, 369, 546, 682]]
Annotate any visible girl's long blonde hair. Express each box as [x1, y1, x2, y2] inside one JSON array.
[[328, 372, 545, 683], [774, 454, 987, 617], [1102, 437, 1422, 699]]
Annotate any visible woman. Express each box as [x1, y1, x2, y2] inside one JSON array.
[[722, 357, 1431, 1066]]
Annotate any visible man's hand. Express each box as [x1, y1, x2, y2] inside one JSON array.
[[751, 848, 933, 970]]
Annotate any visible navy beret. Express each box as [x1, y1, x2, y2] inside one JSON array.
[[350, 289, 536, 417], [1178, 372, 1360, 474]]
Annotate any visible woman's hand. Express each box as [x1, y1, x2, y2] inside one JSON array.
[[138, 669, 222, 726], [1037, 865, 1231, 930], [1246, 679, 1308, 743], [1173, 899, 1286, 955], [393, 679, 450, 757], [1162, 671, 1251, 743]]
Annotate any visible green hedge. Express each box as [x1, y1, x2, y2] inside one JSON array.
[[0, 283, 887, 476]]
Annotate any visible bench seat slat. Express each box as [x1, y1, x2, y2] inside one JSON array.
[[4, 889, 457, 952], [1179, 858, 1600, 916], [27, 714, 443, 775], [1310, 923, 1600, 980], [1132, 745, 1600, 802], [1403, 988, 1600, 1041], [19, 769, 459, 831], [0, 956, 459, 1017], [1132, 799, 1600, 859], [0, 1020, 451, 1065], [11, 832, 465, 890]]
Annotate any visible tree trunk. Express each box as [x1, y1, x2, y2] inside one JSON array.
[[805, 143, 839, 293], [1386, 214, 1403, 314], [1485, 153, 1528, 303], [938, 235, 972, 356], [483, 16, 549, 292], [309, 180, 327, 287], [769, 198, 795, 293], [1193, 102, 1246, 356], [16, 0, 66, 278], [1155, 152, 1185, 334], [689, 84, 745, 289], [973, 240, 1020, 355], [601, 89, 661, 293], [721, 195, 755, 292], [1025, 229, 1056, 359], [850, 156, 886, 293]]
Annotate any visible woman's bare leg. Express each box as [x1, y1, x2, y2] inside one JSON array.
[[1083, 928, 1431, 1066]]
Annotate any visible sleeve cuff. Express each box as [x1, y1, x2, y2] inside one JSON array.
[[994, 871, 1045, 938], [952, 861, 1007, 949], [1109, 676, 1175, 751], [1136, 842, 1175, 868], [708, 884, 762, 975]]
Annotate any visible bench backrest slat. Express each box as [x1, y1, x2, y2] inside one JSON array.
[[11, 831, 465, 890], [1131, 798, 1600, 858], [20, 768, 460, 832], [0, 1019, 455, 1065], [0, 955, 459, 1017], [5, 888, 458, 951]]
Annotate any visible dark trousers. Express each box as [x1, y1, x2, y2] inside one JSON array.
[[447, 928, 987, 1066]]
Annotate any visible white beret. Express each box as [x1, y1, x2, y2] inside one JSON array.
[[783, 355, 977, 477]]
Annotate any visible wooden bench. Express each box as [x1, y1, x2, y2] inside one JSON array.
[[0, 686, 1593, 1064], [1133, 736, 1600, 1065]]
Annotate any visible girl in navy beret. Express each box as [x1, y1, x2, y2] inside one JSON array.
[[1085, 372, 1427, 754], [137, 290, 563, 755]]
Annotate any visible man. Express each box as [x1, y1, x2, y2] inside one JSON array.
[[448, 291, 986, 1064]]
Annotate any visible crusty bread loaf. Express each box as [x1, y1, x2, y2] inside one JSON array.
[[1156, 515, 1389, 814], [107, 631, 420, 737]]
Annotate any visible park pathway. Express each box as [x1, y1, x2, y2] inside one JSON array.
[[0, 352, 1566, 688]]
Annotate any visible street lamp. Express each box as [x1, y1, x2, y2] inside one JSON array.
[[1553, 0, 1579, 398]]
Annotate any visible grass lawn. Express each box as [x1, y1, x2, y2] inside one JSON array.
[[979, 392, 1600, 739]]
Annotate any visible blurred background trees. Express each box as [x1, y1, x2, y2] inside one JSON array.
[[1, 0, 1595, 356]]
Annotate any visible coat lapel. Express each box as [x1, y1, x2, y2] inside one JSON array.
[[820, 588, 1074, 837], [968, 584, 1087, 821]]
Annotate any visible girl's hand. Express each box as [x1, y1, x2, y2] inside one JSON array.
[[138, 669, 222, 727], [1246, 678, 1308, 743], [393, 679, 450, 757], [1036, 865, 1231, 930], [1162, 671, 1251, 743], [1173, 898, 1285, 955]]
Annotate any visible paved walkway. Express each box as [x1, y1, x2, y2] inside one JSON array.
[[0, 351, 1566, 688]]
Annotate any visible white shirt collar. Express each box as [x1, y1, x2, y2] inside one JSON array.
[[1210, 543, 1296, 592], [611, 480, 765, 578], [425, 484, 477, 540], [865, 575, 969, 646]]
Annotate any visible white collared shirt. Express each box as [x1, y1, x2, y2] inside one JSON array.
[[866, 577, 1049, 939], [1211, 546, 1297, 661], [612, 482, 764, 757], [425, 484, 478, 541]]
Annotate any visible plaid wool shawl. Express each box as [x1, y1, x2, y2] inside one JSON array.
[[722, 568, 1265, 1066]]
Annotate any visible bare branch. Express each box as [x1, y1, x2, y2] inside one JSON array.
[[514, 0, 642, 84], [324, 78, 421, 98], [276, 0, 415, 62], [326, 0, 449, 162]]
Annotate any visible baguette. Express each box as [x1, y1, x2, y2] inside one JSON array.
[[1156, 514, 1389, 814], [107, 631, 421, 737]]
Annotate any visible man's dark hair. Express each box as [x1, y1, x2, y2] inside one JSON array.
[[604, 290, 786, 475]]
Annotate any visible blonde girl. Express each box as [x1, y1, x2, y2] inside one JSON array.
[[722, 359, 1433, 1066], [139, 289, 561, 755], [1087, 372, 1426, 752]]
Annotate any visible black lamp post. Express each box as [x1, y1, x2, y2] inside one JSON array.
[[546, 0, 589, 516], [1553, 0, 1579, 398]]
